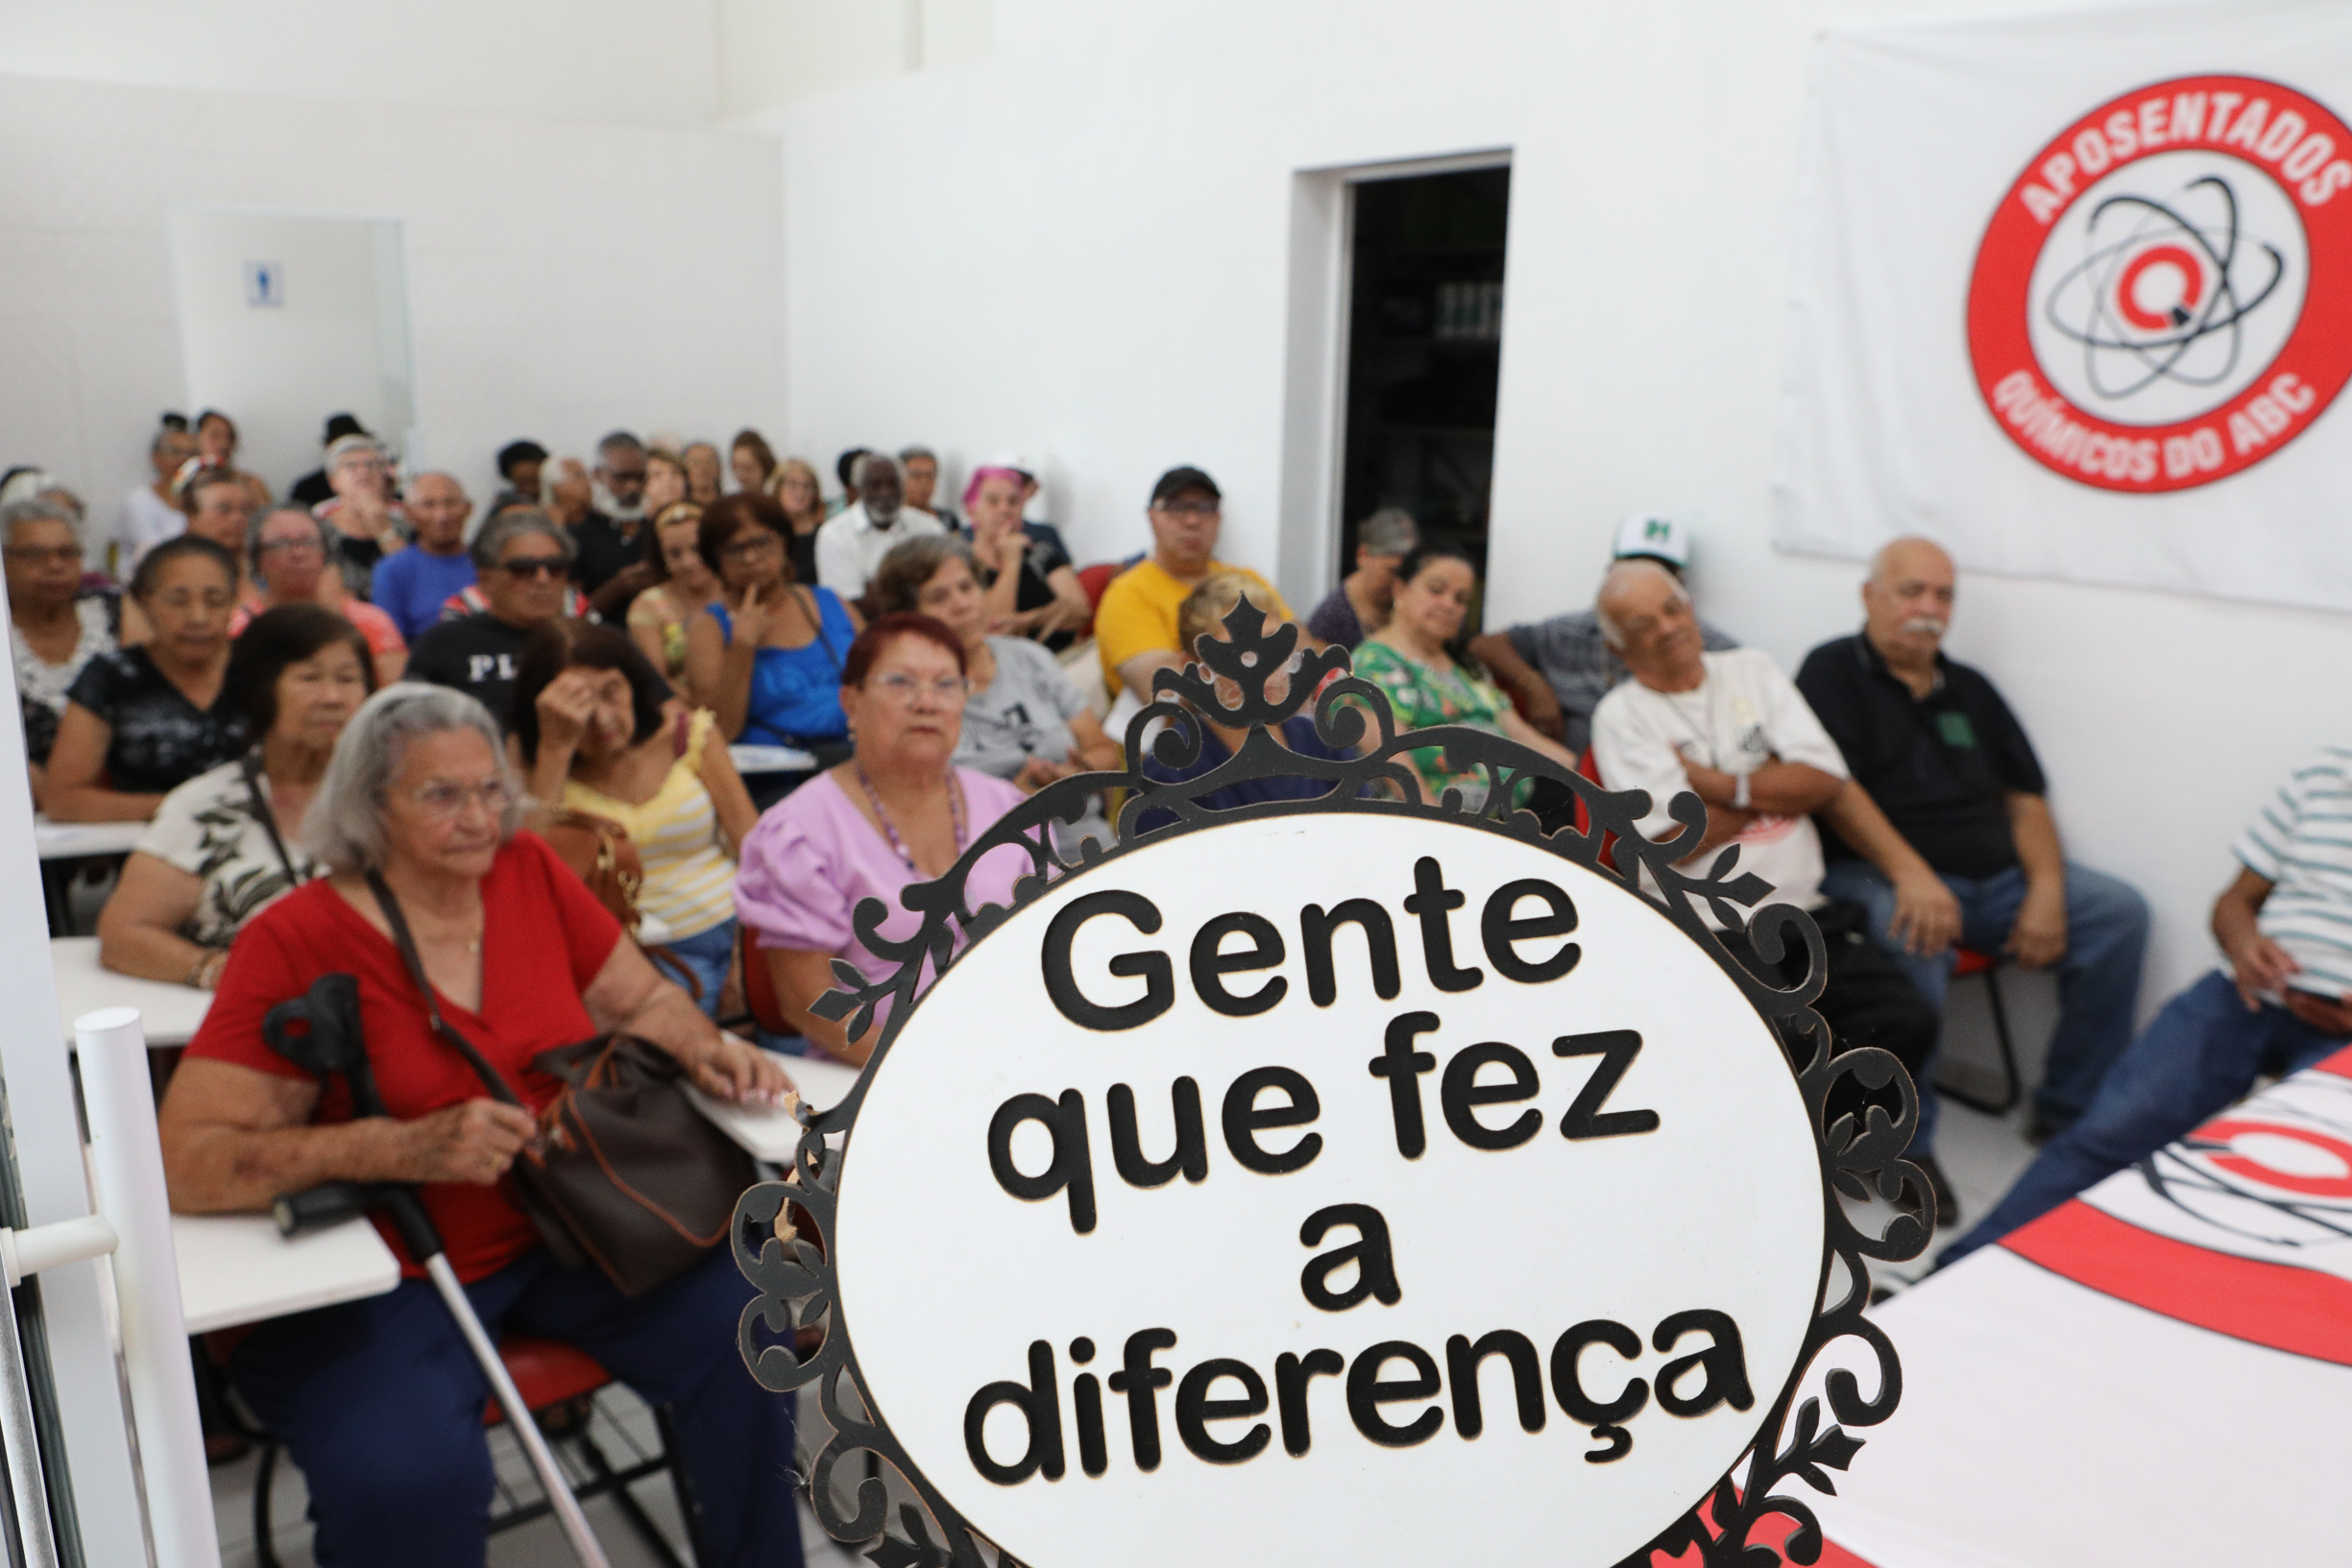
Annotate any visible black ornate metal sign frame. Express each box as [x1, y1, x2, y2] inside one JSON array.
[[733, 604, 1927, 1568]]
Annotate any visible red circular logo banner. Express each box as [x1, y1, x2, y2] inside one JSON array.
[[1967, 75, 2352, 492]]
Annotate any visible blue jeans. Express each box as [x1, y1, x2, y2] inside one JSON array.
[[657, 915, 737, 1020], [1819, 859, 2149, 1144], [1942, 970, 2345, 1265], [231, 1245, 801, 1568]]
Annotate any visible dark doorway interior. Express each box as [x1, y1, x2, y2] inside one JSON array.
[[1336, 164, 1510, 623]]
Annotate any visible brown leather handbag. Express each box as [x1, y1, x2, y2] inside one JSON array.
[[366, 872, 757, 1298], [538, 809, 644, 936]]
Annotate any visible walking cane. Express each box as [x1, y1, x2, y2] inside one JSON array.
[[260, 976, 614, 1568]]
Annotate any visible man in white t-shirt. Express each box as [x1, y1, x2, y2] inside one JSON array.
[[1591, 561, 1948, 1216], [814, 452, 945, 604]]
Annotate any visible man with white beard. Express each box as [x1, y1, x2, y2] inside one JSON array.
[[1796, 537, 2149, 1154]]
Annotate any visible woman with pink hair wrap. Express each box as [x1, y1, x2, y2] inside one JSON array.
[[962, 465, 1090, 650]]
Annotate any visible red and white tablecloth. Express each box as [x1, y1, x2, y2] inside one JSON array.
[[1793, 1045, 2352, 1566]]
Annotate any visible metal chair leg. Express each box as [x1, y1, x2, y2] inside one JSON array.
[[570, 1427, 689, 1568], [251, 1441, 284, 1568], [1939, 964, 2025, 1115]]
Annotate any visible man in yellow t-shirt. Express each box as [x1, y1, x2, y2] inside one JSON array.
[[1096, 466, 1296, 698]]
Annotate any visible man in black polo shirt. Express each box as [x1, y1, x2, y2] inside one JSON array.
[[1797, 537, 2149, 1146]]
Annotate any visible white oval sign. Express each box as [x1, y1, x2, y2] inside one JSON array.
[[833, 811, 1825, 1568]]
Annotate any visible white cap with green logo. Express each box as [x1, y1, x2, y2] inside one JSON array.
[[1611, 511, 1691, 569]]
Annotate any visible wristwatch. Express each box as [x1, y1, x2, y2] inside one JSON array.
[[1732, 772, 1753, 810]]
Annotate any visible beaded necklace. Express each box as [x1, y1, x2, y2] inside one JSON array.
[[855, 762, 968, 874]]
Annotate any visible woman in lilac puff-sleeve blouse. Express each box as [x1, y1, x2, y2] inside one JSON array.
[[734, 613, 1035, 1062]]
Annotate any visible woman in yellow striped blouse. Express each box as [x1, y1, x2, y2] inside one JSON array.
[[511, 620, 760, 1016]]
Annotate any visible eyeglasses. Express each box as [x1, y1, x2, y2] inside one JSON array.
[[1156, 500, 1220, 519], [497, 556, 570, 579], [719, 534, 784, 561], [4, 544, 82, 566], [406, 778, 517, 819], [257, 537, 323, 555], [867, 672, 969, 704]]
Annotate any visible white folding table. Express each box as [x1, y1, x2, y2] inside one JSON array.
[[52, 938, 211, 1048]]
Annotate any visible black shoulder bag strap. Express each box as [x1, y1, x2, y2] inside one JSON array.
[[363, 869, 523, 1109], [239, 751, 306, 891]]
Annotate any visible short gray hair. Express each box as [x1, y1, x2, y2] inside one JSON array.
[[471, 507, 574, 574], [1593, 559, 1687, 651], [247, 505, 326, 577], [302, 684, 521, 873], [897, 445, 936, 468], [2, 497, 81, 543], [1358, 507, 1418, 558]]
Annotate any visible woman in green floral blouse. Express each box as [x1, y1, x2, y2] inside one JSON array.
[[1352, 544, 1581, 811]]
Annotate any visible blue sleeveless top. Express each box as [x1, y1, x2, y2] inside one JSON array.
[[710, 588, 855, 747]]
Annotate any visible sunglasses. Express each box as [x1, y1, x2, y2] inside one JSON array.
[[498, 556, 570, 579]]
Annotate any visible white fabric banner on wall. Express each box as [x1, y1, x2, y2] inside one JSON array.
[[1775, 0, 2352, 614]]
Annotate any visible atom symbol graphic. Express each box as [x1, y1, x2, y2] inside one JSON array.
[[2042, 175, 2290, 401]]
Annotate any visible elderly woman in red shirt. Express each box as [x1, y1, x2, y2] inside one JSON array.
[[156, 683, 800, 1568]]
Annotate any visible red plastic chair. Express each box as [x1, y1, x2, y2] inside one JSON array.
[[1944, 945, 2022, 1113], [1073, 561, 1122, 640], [1573, 746, 1619, 870], [738, 921, 793, 1037]]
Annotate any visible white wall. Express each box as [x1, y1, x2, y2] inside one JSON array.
[[0, 0, 722, 126], [716, 0, 994, 116], [758, 0, 2344, 1012], [0, 70, 785, 527]]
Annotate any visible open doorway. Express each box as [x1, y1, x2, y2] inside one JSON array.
[[167, 207, 418, 497], [1336, 164, 1510, 621]]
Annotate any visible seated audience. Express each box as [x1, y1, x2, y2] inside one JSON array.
[[286, 413, 366, 510], [234, 510, 406, 686], [1139, 573, 1355, 826], [627, 502, 721, 687], [573, 445, 663, 600], [1307, 507, 1418, 649], [1798, 538, 2149, 1144], [964, 465, 1090, 650], [1354, 544, 1580, 810], [870, 537, 1118, 849], [771, 456, 826, 584], [182, 467, 258, 575], [815, 453, 946, 602], [900, 445, 956, 531], [490, 439, 546, 516], [314, 435, 406, 598], [1590, 560, 1948, 1216], [45, 537, 248, 822], [406, 511, 576, 726], [192, 410, 271, 513], [1096, 466, 1296, 699], [369, 472, 477, 642], [1947, 748, 2352, 1264], [734, 615, 1033, 1063], [1469, 513, 1737, 754], [513, 621, 758, 1017], [594, 429, 650, 522], [682, 441, 724, 506], [96, 606, 374, 987], [688, 495, 861, 767], [830, 447, 870, 516], [730, 429, 778, 497], [9, 498, 120, 778], [116, 420, 199, 569], [156, 683, 794, 1568]]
